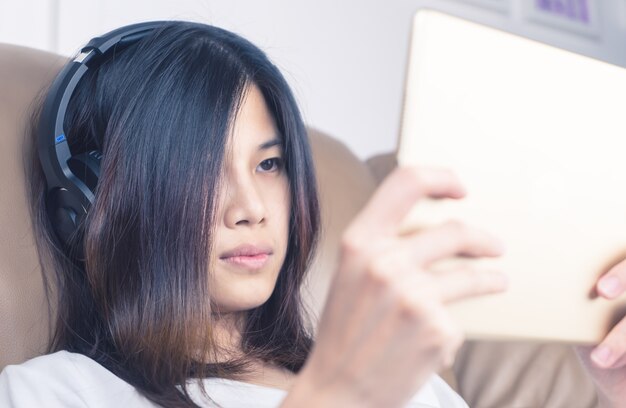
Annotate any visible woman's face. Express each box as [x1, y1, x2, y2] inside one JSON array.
[[210, 85, 290, 313]]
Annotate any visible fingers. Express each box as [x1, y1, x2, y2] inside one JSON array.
[[404, 220, 505, 267], [590, 317, 626, 369], [597, 259, 626, 299], [349, 166, 466, 239], [371, 245, 508, 305], [588, 258, 626, 369], [434, 266, 509, 303]]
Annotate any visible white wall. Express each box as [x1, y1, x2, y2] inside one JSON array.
[[0, 0, 57, 51], [2, 0, 626, 159]]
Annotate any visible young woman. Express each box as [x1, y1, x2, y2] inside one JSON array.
[[1, 21, 625, 408]]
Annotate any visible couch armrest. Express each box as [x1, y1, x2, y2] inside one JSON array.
[[455, 340, 598, 408]]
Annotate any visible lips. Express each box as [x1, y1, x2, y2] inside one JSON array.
[[219, 244, 273, 270]]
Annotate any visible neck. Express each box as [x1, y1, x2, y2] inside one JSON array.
[[211, 311, 245, 361], [209, 311, 296, 391]]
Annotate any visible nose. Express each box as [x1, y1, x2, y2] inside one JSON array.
[[221, 174, 266, 229]]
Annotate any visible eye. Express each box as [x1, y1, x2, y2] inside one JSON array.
[[257, 157, 283, 173]]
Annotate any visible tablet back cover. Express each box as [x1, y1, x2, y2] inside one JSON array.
[[398, 9, 626, 343]]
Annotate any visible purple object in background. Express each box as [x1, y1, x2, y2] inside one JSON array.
[[535, 0, 590, 23]]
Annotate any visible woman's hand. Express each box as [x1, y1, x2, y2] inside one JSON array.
[[575, 260, 626, 408], [284, 166, 508, 408]]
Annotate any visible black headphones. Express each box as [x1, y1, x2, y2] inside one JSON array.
[[38, 21, 164, 249]]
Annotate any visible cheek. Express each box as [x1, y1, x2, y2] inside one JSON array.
[[271, 179, 291, 235], [264, 176, 291, 233]]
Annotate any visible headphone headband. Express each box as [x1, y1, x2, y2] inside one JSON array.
[[37, 21, 165, 247]]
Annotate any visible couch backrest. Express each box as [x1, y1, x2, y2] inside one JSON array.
[[0, 44, 66, 368]]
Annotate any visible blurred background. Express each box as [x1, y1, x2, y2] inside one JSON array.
[[1, 0, 625, 159]]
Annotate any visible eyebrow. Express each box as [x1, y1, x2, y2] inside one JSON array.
[[258, 138, 283, 150]]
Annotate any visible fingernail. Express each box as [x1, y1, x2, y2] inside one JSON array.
[[591, 345, 614, 367], [598, 276, 622, 298]]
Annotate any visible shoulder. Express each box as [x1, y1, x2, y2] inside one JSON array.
[[407, 374, 469, 408], [0, 351, 153, 407]]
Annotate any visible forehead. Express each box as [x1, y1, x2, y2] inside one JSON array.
[[228, 84, 280, 153]]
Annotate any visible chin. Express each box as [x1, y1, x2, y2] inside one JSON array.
[[212, 278, 277, 313]]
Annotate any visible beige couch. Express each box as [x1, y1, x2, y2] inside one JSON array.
[[0, 43, 600, 407]]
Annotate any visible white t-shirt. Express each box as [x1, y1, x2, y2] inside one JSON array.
[[0, 351, 468, 407]]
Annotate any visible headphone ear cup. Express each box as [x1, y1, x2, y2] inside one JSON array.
[[67, 150, 102, 193], [47, 188, 83, 248], [49, 150, 102, 251]]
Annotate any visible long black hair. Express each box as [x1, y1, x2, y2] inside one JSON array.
[[27, 22, 320, 406]]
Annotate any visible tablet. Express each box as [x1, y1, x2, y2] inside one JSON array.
[[397, 9, 626, 343]]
